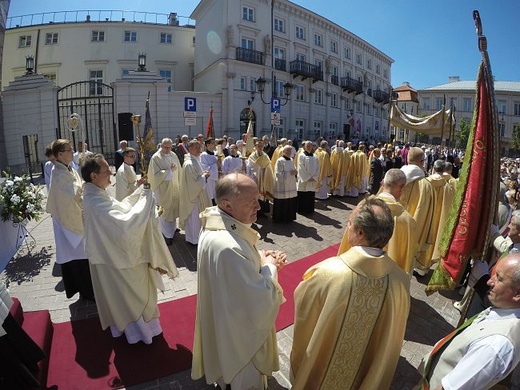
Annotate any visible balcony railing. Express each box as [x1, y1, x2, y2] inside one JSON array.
[[7, 10, 195, 29], [274, 58, 287, 72], [330, 75, 339, 86], [373, 89, 390, 104], [289, 60, 323, 83], [340, 76, 363, 94], [236, 47, 264, 65]]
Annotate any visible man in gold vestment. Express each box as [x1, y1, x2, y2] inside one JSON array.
[[291, 197, 410, 390], [400, 147, 434, 275], [330, 140, 350, 197], [315, 140, 333, 200], [346, 144, 368, 197], [416, 160, 454, 274]]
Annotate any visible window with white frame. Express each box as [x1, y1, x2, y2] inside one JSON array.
[[376, 64, 380, 74], [275, 80, 285, 97], [124, 30, 137, 42], [330, 123, 337, 133], [91, 30, 105, 42], [274, 47, 285, 60], [240, 77, 247, 90], [375, 106, 380, 117], [436, 98, 444, 110], [514, 103, 520, 116], [296, 119, 305, 137], [241, 38, 254, 50], [296, 53, 306, 62], [344, 98, 350, 110], [242, 6, 255, 22], [344, 46, 351, 59], [45, 32, 59, 45], [249, 78, 256, 92], [89, 70, 103, 95], [463, 98, 472, 112], [356, 100, 361, 113], [356, 53, 362, 65], [19, 35, 32, 47], [331, 93, 338, 108], [498, 100, 506, 114], [331, 65, 338, 76], [330, 40, 338, 53], [314, 121, 322, 133], [159, 69, 172, 92], [314, 89, 323, 104], [315, 59, 323, 70], [314, 33, 322, 47], [383, 68, 388, 79], [274, 17, 285, 33], [423, 97, 431, 110], [296, 25, 305, 40], [366, 59, 371, 70], [295, 85, 305, 101], [344, 70, 351, 79], [160, 33, 172, 44]]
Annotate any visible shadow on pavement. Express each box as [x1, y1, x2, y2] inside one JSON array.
[[3, 245, 53, 285]]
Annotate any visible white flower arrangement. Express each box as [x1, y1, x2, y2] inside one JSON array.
[[0, 170, 44, 223]]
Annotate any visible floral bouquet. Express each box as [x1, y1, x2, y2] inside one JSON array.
[[0, 170, 44, 223]]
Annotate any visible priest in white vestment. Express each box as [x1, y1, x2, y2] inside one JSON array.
[[179, 140, 212, 245], [115, 147, 143, 201], [192, 173, 286, 389], [81, 154, 178, 344], [200, 138, 219, 205], [221, 144, 245, 175], [46, 139, 94, 301], [147, 138, 181, 246]]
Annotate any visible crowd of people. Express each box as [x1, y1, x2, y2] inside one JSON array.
[[27, 132, 520, 390]]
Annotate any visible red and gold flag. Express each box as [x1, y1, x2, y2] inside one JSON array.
[[206, 106, 215, 139], [426, 58, 500, 294]]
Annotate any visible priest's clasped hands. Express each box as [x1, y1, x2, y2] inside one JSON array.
[[261, 250, 287, 270]]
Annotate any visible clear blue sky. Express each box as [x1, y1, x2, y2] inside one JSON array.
[[8, 0, 520, 90]]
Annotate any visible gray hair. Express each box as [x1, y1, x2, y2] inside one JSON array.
[[352, 196, 394, 248], [161, 138, 173, 146], [216, 173, 253, 204], [433, 159, 446, 173], [383, 168, 406, 188]]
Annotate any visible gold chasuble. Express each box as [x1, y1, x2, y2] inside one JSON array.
[[350, 150, 368, 189], [330, 147, 350, 193], [416, 175, 454, 270], [291, 247, 410, 390], [315, 147, 333, 189], [248, 151, 275, 201], [399, 177, 434, 262], [378, 193, 418, 274]]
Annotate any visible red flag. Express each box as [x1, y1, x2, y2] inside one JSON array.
[[426, 61, 499, 293], [206, 106, 215, 139]]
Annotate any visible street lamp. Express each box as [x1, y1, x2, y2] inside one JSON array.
[[25, 55, 34, 75], [137, 53, 147, 71], [254, 76, 292, 106]]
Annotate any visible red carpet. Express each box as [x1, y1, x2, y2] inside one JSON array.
[[45, 243, 339, 389]]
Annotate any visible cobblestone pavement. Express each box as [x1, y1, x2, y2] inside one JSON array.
[[1, 176, 462, 390]]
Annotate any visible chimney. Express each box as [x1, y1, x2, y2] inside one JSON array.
[[448, 76, 460, 83]]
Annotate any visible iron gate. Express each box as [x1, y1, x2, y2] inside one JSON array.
[[57, 81, 117, 165]]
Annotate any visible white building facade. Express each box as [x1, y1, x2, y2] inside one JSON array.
[[418, 77, 520, 155], [191, 0, 393, 143], [1, 2, 393, 171]]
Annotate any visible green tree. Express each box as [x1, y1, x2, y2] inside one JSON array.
[[512, 123, 520, 152], [456, 117, 470, 150]]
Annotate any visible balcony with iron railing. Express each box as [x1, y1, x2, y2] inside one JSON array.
[[236, 47, 264, 66], [289, 60, 323, 83], [7, 10, 194, 29], [274, 58, 287, 72], [373, 89, 390, 104], [340, 76, 363, 94]]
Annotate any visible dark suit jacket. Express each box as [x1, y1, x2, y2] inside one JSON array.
[[369, 157, 384, 194]]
